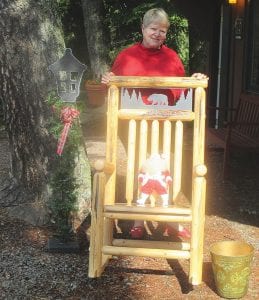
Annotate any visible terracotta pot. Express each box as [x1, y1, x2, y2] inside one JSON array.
[[84, 81, 107, 107]]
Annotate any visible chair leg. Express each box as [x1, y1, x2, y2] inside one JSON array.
[[189, 176, 206, 285], [88, 212, 102, 277], [88, 172, 106, 278]]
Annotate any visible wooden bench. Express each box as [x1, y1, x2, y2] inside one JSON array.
[[207, 93, 259, 179]]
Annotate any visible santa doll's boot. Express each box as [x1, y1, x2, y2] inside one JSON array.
[[165, 223, 191, 239], [161, 194, 169, 207], [136, 193, 149, 206]]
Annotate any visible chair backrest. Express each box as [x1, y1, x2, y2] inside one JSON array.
[[104, 76, 208, 207], [235, 93, 259, 138]]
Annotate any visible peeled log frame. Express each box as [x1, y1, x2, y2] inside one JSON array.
[[88, 171, 107, 278], [138, 120, 148, 168], [112, 239, 191, 251], [103, 85, 119, 260], [105, 85, 119, 205], [173, 120, 183, 202], [126, 119, 136, 205], [189, 87, 207, 285], [162, 120, 172, 167], [104, 212, 191, 223], [104, 204, 191, 215], [189, 172, 206, 285], [109, 76, 208, 89], [118, 109, 195, 122], [102, 245, 191, 260], [151, 120, 159, 155]]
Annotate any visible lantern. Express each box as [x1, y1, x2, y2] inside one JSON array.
[[49, 48, 87, 102]]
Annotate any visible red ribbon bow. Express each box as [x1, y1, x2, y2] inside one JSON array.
[[56, 106, 80, 156]]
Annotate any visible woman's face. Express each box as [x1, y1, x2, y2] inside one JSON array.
[[141, 22, 168, 49]]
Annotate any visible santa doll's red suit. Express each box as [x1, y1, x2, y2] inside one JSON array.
[[136, 154, 172, 207], [139, 170, 172, 194]]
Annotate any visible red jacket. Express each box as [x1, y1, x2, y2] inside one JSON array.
[[111, 42, 185, 105]]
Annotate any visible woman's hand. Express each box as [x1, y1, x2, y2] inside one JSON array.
[[191, 73, 208, 80], [101, 72, 115, 85]]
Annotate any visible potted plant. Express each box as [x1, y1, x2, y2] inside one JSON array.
[[84, 78, 107, 107]]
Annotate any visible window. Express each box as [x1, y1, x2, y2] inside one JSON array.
[[246, 0, 259, 92]]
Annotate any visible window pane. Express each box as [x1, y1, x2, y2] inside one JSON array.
[[71, 72, 78, 81]]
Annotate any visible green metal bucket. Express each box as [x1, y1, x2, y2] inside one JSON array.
[[210, 240, 254, 299]]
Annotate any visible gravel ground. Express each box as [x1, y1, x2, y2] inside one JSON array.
[[0, 116, 258, 299]]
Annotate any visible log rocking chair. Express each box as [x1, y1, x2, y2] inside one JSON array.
[[88, 76, 208, 286]]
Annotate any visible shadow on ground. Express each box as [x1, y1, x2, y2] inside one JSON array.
[[206, 149, 259, 228]]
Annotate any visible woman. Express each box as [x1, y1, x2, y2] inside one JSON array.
[[102, 8, 207, 239]]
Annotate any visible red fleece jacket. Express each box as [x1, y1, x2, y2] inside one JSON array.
[[111, 42, 185, 105]]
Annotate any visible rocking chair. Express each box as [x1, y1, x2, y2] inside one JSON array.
[[88, 76, 208, 286]]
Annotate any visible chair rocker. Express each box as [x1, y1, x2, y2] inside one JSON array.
[[88, 76, 208, 286]]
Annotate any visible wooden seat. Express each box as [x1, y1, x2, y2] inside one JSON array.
[[88, 76, 208, 286]]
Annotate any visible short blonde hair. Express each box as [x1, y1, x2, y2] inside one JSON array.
[[142, 8, 170, 29]]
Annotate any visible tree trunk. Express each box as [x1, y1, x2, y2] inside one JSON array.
[[81, 0, 109, 79], [0, 1, 65, 205]]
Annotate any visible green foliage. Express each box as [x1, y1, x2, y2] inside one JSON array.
[[55, 0, 205, 78], [103, 1, 189, 69], [168, 15, 189, 73], [54, 0, 71, 17], [46, 92, 81, 240]]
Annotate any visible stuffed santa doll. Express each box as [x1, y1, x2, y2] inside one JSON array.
[[136, 154, 172, 207]]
